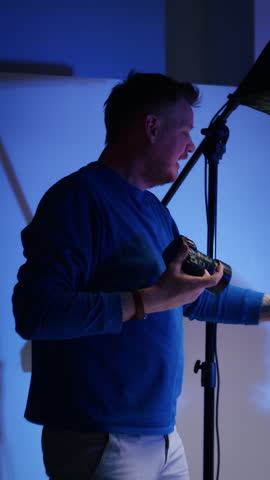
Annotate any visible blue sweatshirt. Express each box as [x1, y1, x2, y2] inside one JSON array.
[[12, 162, 263, 434]]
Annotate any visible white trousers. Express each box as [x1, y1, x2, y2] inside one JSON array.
[[42, 426, 190, 480]]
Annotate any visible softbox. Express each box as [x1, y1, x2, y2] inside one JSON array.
[[230, 41, 270, 115]]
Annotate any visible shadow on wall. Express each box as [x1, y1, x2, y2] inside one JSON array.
[[1, 139, 33, 375]]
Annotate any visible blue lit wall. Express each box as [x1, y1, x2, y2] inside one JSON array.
[[0, 3, 165, 77], [1, 76, 270, 480]]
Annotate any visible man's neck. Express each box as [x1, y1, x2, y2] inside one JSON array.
[[98, 144, 149, 191]]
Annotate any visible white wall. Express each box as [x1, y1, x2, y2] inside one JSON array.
[[1, 76, 270, 479]]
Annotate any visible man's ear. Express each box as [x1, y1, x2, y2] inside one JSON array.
[[144, 114, 160, 143]]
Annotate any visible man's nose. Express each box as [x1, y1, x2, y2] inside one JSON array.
[[187, 138, 195, 153]]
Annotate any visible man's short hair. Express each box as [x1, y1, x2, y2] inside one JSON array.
[[104, 71, 199, 144]]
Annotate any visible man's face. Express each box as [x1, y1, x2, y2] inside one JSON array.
[[145, 98, 195, 187]]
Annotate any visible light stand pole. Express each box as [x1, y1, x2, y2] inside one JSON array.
[[193, 115, 230, 480]]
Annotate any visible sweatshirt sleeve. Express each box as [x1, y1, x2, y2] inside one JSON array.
[[12, 176, 123, 341], [183, 284, 264, 326]]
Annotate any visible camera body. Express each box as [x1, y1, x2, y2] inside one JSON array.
[[162, 235, 232, 295]]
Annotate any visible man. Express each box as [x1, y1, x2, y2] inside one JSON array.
[[12, 72, 269, 479]]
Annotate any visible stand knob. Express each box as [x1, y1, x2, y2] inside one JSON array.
[[194, 360, 202, 374]]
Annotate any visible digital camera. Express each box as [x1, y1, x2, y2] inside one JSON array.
[[162, 235, 232, 295]]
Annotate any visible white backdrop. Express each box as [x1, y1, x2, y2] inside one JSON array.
[[1, 74, 270, 480]]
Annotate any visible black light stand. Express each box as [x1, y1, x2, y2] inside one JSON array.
[[161, 40, 270, 480]]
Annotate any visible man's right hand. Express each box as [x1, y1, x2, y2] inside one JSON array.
[[122, 243, 224, 322], [150, 242, 224, 310]]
